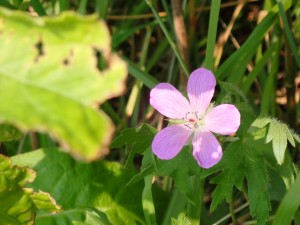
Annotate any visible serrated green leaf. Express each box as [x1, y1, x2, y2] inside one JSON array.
[[111, 124, 157, 169], [244, 141, 270, 225], [0, 154, 61, 225], [292, 131, 300, 143], [127, 148, 157, 186], [113, 125, 200, 205], [210, 141, 245, 212], [171, 213, 191, 225], [111, 124, 156, 155], [283, 124, 295, 147], [12, 148, 145, 225], [251, 117, 271, 129], [0, 7, 127, 161], [209, 130, 272, 223], [266, 120, 288, 164], [156, 147, 201, 204]]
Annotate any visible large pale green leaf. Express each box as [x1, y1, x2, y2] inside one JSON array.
[[0, 154, 61, 225], [0, 7, 127, 160], [12, 148, 145, 225]]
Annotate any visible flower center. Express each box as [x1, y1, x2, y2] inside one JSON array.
[[183, 111, 204, 130]]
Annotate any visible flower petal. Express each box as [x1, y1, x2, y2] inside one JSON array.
[[192, 130, 222, 168], [152, 124, 193, 160], [187, 68, 216, 116], [150, 83, 192, 119], [204, 104, 240, 135]]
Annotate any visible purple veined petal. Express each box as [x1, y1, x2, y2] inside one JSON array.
[[152, 124, 193, 160], [187, 68, 216, 116], [150, 83, 192, 119], [192, 130, 223, 169], [204, 104, 240, 135]]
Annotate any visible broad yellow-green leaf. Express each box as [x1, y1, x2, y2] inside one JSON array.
[[0, 7, 127, 160], [0, 154, 61, 225]]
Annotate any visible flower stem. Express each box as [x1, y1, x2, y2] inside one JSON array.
[[229, 197, 237, 224], [187, 175, 204, 225], [144, 0, 189, 77]]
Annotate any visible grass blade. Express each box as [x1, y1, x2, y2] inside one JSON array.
[[121, 56, 158, 89], [203, 0, 221, 71], [277, 0, 300, 69], [144, 0, 189, 77], [30, 0, 46, 16], [273, 175, 300, 225]]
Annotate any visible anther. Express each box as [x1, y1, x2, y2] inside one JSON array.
[[184, 124, 192, 129]]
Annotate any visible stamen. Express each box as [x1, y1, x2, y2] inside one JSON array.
[[184, 124, 192, 129], [194, 111, 199, 119]]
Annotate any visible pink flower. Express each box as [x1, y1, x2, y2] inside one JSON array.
[[150, 68, 240, 168]]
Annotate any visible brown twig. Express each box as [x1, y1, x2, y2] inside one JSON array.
[[107, 0, 259, 20], [172, 0, 189, 89]]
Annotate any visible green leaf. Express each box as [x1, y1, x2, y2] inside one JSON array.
[[0, 8, 127, 161], [0, 154, 61, 225], [210, 141, 245, 212], [12, 148, 145, 225], [251, 117, 271, 129], [283, 123, 296, 147], [207, 130, 271, 224], [111, 124, 157, 169], [0, 124, 22, 142], [111, 124, 156, 155], [266, 119, 287, 164], [244, 140, 270, 225], [156, 147, 201, 205], [127, 148, 157, 186], [171, 212, 191, 225], [113, 124, 201, 204], [36, 207, 113, 225]]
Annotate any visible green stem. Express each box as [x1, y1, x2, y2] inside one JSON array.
[[162, 189, 188, 225], [187, 175, 204, 225], [229, 197, 237, 224], [144, 0, 189, 77]]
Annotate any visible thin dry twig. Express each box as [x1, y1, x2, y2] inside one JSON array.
[[172, 0, 189, 88], [107, 0, 259, 20], [214, 0, 246, 68]]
